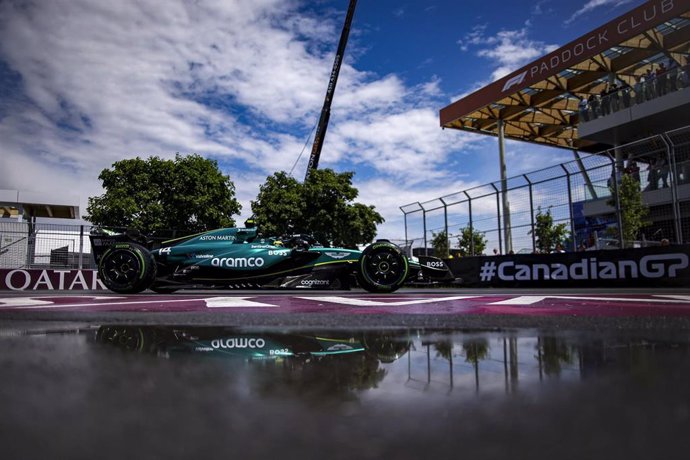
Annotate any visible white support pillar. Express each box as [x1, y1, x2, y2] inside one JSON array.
[[498, 119, 512, 254]]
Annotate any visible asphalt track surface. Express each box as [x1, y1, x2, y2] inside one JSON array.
[[3, 287, 690, 331], [3, 287, 690, 459]]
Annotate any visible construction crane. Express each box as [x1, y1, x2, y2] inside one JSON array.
[[304, 0, 357, 182]]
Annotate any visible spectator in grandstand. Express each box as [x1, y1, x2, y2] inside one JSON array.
[[620, 81, 631, 109], [680, 55, 690, 88], [657, 154, 669, 188], [600, 87, 611, 115], [668, 58, 678, 92], [577, 241, 587, 252], [645, 160, 658, 191], [657, 62, 668, 96], [609, 83, 620, 112], [645, 68, 656, 100], [661, 238, 670, 246], [634, 75, 645, 104], [492, 248, 500, 255], [588, 94, 600, 118], [625, 160, 640, 184], [578, 96, 589, 121], [551, 243, 566, 253]]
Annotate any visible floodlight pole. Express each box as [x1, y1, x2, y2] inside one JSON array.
[[305, 0, 358, 181], [497, 120, 513, 254]]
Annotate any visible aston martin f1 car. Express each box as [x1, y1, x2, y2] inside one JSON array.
[[90, 222, 452, 294]]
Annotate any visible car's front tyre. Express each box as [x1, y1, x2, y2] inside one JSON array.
[[98, 242, 156, 294], [357, 241, 408, 293]]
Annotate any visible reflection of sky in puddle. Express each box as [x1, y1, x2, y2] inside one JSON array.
[[3, 325, 690, 458], [364, 335, 582, 402], [88, 326, 690, 405]]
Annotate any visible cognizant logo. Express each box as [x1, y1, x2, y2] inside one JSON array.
[[479, 254, 689, 282], [300, 279, 330, 286], [211, 257, 265, 268]]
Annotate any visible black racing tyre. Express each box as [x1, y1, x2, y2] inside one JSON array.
[[357, 241, 409, 293], [98, 242, 156, 294]]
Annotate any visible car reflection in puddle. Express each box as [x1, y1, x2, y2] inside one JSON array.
[[3, 326, 690, 458]]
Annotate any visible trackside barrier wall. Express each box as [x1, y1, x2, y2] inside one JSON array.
[[401, 126, 690, 256], [0, 269, 105, 291], [447, 245, 690, 287]]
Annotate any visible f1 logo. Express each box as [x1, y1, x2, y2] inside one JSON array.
[[502, 71, 527, 92]]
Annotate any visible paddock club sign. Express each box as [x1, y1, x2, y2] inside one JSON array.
[[447, 246, 690, 288], [0, 269, 106, 291], [440, 0, 690, 125]]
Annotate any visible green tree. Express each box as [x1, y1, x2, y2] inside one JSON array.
[[251, 168, 383, 247], [537, 337, 574, 377], [431, 230, 449, 258], [457, 225, 487, 256], [607, 173, 649, 247], [249, 171, 303, 237], [85, 154, 241, 235], [532, 207, 569, 253]]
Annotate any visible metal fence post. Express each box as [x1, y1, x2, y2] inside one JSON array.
[[421, 203, 428, 256], [491, 183, 503, 254], [561, 164, 576, 251], [661, 134, 683, 243], [524, 174, 536, 252], [607, 153, 624, 248], [464, 191, 473, 255], [440, 197, 449, 257], [78, 225, 84, 270]]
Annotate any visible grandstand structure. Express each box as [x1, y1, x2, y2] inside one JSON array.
[[402, 0, 690, 255], [0, 189, 88, 269]]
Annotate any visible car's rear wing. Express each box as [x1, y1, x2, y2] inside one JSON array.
[[89, 228, 151, 264]]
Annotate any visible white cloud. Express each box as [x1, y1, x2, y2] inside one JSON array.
[[452, 24, 558, 102], [2, 0, 572, 244], [565, 0, 633, 25], [1, 0, 490, 239]]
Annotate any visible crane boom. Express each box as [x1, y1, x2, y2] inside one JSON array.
[[304, 0, 357, 181]]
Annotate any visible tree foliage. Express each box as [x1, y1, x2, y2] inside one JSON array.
[[457, 225, 487, 256], [607, 173, 650, 246], [431, 230, 449, 258], [532, 207, 569, 253], [251, 169, 383, 247], [85, 154, 241, 235]]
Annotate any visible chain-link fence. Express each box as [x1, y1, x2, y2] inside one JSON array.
[[0, 221, 95, 269], [401, 125, 690, 257]]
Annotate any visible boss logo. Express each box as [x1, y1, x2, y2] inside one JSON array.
[[425, 261, 446, 268]]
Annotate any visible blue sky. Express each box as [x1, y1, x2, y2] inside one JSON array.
[[0, 0, 645, 239]]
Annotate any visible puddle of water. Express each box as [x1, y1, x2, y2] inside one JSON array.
[[1, 326, 689, 459]]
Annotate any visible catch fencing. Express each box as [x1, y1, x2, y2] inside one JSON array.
[[0, 222, 96, 270], [400, 125, 690, 256]]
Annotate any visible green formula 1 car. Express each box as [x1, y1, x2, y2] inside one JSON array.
[[90, 222, 452, 294]]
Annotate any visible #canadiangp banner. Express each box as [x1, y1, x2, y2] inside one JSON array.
[[0, 269, 106, 291], [446, 245, 690, 288]]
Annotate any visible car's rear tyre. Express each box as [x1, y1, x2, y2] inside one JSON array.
[[357, 241, 408, 293], [98, 242, 156, 294]]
